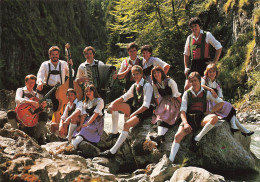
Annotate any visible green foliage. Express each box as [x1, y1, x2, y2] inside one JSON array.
[[0, 0, 110, 90], [247, 70, 260, 102], [218, 32, 254, 101]]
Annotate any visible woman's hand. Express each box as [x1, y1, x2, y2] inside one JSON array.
[[76, 125, 82, 132], [210, 89, 218, 98]]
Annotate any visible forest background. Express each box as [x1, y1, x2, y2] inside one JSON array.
[[0, 0, 259, 106]]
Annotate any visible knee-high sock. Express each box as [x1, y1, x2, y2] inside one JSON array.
[[235, 117, 250, 133], [230, 116, 238, 129], [110, 131, 129, 154], [72, 136, 83, 149], [195, 123, 214, 142], [158, 126, 168, 136], [169, 142, 180, 162], [67, 123, 77, 143], [112, 111, 119, 134]]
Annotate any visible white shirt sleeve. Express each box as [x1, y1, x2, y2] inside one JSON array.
[[94, 98, 104, 115], [183, 36, 190, 56], [142, 82, 153, 108], [60, 105, 69, 120], [206, 91, 223, 103], [37, 62, 48, 84], [168, 79, 181, 98], [118, 59, 127, 73], [206, 32, 222, 50], [121, 84, 135, 102], [75, 101, 83, 114], [180, 91, 188, 112], [15, 88, 26, 105], [152, 57, 169, 68], [201, 77, 206, 85]]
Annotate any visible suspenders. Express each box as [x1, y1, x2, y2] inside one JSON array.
[[46, 62, 62, 86]]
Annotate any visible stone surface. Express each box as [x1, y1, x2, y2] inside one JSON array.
[[170, 167, 225, 182]]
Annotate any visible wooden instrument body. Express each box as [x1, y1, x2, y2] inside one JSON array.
[[52, 79, 83, 124], [15, 97, 40, 127]]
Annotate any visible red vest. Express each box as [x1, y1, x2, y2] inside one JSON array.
[[187, 90, 207, 113], [190, 31, 210, 60]]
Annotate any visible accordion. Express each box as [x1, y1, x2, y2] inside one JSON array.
[[85, 64, 116, 91]]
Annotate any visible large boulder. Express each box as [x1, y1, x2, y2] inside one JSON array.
[[129, 118, 257, 172]]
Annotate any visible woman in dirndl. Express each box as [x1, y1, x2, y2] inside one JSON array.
[[150, 66, 182, 145], [70, 84, 104, 149]]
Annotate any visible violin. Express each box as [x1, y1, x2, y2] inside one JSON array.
[[50, 43, 83, 133]]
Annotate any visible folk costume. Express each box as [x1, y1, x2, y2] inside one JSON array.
[[184, 30, 222, 76], [201, 76, 253, 136], [105, 78, 154, 156], [59, 98, 82, 140], [37, 60, 71, 111], [7, 86, 48, 144], [169, 87, 223, 162], [142, 57, 169, 83], [72, 97, 104, 147]]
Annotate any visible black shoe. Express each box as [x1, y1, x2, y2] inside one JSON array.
[[99, 150, 115, 158], [190, 138, 200, 152], [231, 128, 239, 135], [106, 133, 120, 142], [241, 131, 254, 137], [150, 135, 165, 147]]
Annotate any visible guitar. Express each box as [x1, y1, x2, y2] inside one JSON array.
[[15, 83, 60, 127]]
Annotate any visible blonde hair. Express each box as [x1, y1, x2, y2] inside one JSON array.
[[131, 65, 143, 74], [204, 63, 219, 79]]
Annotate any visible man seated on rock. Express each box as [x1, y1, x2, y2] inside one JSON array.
[[169, 72, 224, 163], [58, 88, 82, 142], [100, 65, 154, 158], [7, 74, 48, 144]]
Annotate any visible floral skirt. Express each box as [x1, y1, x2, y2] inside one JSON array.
[[152, 95, 181, 126]]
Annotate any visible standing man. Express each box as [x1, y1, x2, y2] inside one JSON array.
[[107, 42, 143, 142], [168, 72, 224, 163], [37, 46, 72, 112], [141, 45, 170, 83], [100, 65, 154, 158], [184, 17, 222, 90]]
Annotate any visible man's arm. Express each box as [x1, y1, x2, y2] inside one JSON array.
[[184, 55, 190, 76], [213, 48, 222, 64]]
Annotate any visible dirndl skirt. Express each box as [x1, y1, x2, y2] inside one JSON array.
[[152, 95, 181, 126], [72, 115, 104, 143]]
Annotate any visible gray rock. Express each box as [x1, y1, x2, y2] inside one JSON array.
[[170, 167, 225, 182], [150, 155, 180, 182], [129, 118, 256, 172]]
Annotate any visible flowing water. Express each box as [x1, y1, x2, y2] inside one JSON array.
[[103, 112, 260, 181]]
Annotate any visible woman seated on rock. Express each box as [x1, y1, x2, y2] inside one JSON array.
[[68, 84, 104, 150], [150, 66, 182, 145], [201, 63, 254, 136]]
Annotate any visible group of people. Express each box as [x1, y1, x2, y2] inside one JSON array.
[[7, 17, 254, 164]]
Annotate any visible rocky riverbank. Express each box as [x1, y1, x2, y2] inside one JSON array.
[[0, 90, 259, 181]]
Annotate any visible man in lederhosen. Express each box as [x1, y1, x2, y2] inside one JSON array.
[[37, 46, 73, 112], [7, 74, 48, 144], [99, 65, 154, 158], [168, 72, 224, 163], [183, 17, 222, 90], [106, 42, 144, 142]]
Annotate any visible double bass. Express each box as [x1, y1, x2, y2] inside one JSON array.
[[51, 43, 83, 133]]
